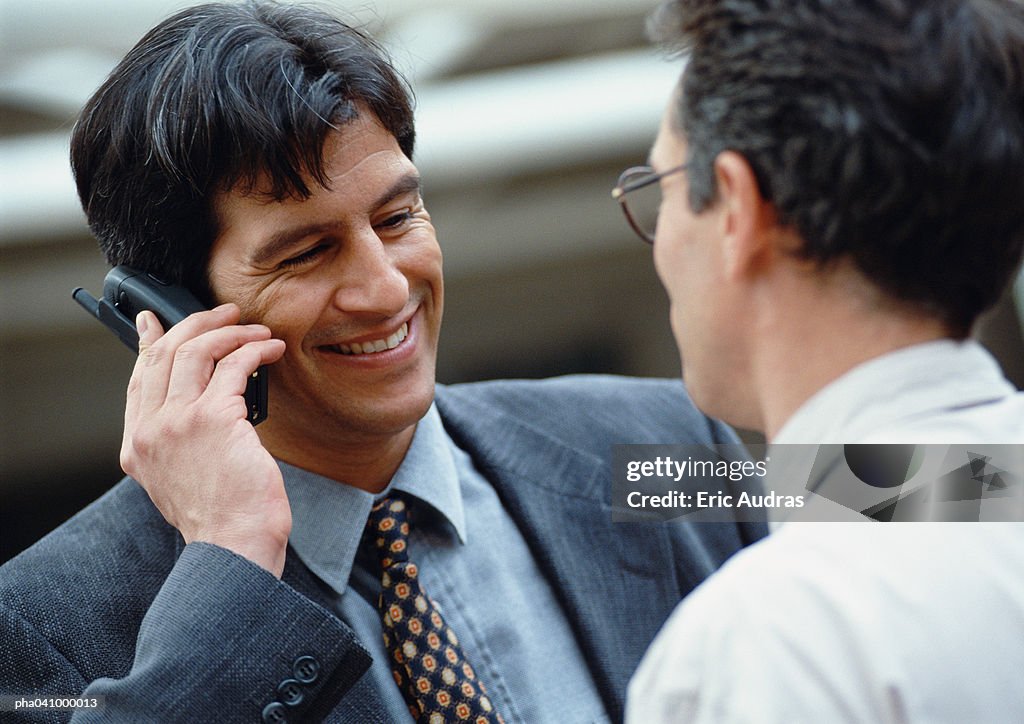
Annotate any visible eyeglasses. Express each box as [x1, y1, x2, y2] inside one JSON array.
[[611, 163, 688, 244]]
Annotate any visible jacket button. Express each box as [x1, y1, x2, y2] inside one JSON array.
[[262, 702, 288, 724], [293, 655, 320, 684], [277, 679, 305, 707]]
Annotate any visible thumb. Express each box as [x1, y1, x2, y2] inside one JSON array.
[[136, 311, 164, 353]]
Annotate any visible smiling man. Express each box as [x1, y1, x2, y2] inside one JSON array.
[[0, 2, 763, 722], [206, 121, 443, 489]]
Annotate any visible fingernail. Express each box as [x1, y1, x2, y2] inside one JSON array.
[[213, 302, 233, 312], [136, 312, 149, 336]]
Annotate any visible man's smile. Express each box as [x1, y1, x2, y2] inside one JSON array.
[[310, 306, 425, 370], [325, 321, 409, 355]]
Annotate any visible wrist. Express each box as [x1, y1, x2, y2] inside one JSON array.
[[190, 512, 291, 578]]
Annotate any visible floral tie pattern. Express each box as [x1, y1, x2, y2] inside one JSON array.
[[366, 497, 505, 724]]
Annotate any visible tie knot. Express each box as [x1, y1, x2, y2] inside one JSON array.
[[367, 496, 412, 566]]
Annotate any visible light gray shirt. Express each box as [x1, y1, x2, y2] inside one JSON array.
[[628, 340, 1024, 723], [283, 403, 610, 723]]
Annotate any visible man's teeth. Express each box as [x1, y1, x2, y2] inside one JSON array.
[[335, 323, 408, 355]]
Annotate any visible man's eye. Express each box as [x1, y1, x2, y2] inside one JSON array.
[[280, 245, 327, 268], [376, 211, 414, 230]]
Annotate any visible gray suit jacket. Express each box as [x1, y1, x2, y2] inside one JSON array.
[[0, 376, 765, 723]]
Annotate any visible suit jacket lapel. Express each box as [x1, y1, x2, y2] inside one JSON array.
[[435, 386, 682, 721]]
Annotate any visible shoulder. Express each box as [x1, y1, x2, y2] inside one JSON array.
[[0, 478, 178, 676], [630, 523, 1024, 722], [436, 374, 738, 447], [2, 477, 178, 588], [440, 373, 687, 409], [629, 528, 871, 721]]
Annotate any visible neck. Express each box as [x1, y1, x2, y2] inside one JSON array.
[[748, 266, 951, 441], [259, 422, 417, 493]]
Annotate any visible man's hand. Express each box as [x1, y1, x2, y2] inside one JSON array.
[[120, 304, 290, 577]]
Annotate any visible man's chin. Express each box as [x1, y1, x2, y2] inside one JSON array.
[[364, 386, 435, 435], [333, 378, 436, 437], [260, 376, 434, 442]]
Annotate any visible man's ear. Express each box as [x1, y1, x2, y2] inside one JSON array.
[[713, 151, 775, 280]]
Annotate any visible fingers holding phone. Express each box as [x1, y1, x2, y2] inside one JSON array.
[[122, 305, 290, 577], [132, 304, 271, 412]]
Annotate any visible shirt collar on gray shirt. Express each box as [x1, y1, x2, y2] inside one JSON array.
[[280, 403, 467, 595]]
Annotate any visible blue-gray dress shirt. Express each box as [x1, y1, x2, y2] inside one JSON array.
[[282, 404, 610, 723]]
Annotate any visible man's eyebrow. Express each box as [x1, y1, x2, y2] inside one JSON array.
[[373, 172, 422, 212], [247, 172, 423, 267]]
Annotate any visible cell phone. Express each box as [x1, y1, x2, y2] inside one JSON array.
[[73, 265, 268, 425]]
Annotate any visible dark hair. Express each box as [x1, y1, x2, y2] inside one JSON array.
[[70, 0, 415, 301], [649, 0, 1024, 335]]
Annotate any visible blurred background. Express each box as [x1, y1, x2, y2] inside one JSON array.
[[2, 0, 1022, 563]]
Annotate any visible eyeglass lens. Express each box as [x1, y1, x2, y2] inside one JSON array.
[[621, 171, 662, 242]]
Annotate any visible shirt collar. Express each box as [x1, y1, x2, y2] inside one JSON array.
[[773, 339, 1014, 444], [281, 403, 466, 595], [387, 403, 467, 544]]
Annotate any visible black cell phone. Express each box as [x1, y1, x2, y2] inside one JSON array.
[[73, 265, 268, 425]]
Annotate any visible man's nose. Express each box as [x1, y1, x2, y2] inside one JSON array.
[[330, 228, 409, 315]]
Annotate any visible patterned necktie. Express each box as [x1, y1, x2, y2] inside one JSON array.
[[366, 497, 505, 724]]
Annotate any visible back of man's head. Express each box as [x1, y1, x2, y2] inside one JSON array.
[[650, 0, 1024, 336], [71, 0, 415, 301]]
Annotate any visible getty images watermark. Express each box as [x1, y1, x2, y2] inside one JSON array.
[[612, 444, 1024, 523]]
